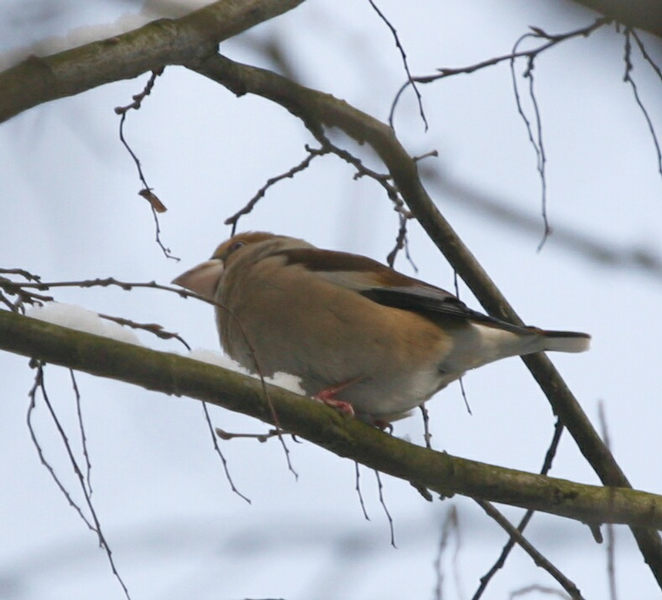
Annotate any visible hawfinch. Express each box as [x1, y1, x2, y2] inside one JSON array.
[[173, 232, 589, 423]]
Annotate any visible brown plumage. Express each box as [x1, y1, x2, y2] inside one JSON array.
[[173, 232, 590, 422]]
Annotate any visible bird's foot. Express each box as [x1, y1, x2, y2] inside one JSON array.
[[315, 377, 363, 417], [372, 418, 394, 432], [318, 395, 355, 416]]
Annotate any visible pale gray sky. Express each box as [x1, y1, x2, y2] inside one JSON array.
[[2, 2, 662, 599]]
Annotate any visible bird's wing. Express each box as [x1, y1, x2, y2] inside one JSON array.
[[274, 247, 527, 333]]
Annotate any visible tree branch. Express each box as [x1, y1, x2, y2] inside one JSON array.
[[2, 309, 662, 531], [0, 0, 305, 123], [567, 0, 662, 39]]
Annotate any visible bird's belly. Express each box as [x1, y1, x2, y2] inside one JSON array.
[[219, 284, 454, 421], [338, 367, 455, 421]]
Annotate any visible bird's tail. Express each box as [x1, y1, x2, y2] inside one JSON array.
[[538, 329, 591, 353]]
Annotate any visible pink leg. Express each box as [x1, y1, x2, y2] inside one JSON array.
[[314, 377, 363, 417]]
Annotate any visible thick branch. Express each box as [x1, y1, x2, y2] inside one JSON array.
[[567, 0, 662, 39], [2, 310, 662, 530], [0, 0, 305, 122], [188, 52, 662, 581]]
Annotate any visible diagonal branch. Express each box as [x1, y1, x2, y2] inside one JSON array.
[[2, 309, 662, 531], [188, 52, 662, 584], [0, 0, 306, 123]]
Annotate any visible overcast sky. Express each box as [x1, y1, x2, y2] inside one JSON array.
[[2, 1, 662, 599]]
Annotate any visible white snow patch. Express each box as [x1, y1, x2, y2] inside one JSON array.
[[266, 371, 306, 396], [187, 348, 305, 395], [26, 302, 142, 346], [188, 348, 246, 371]]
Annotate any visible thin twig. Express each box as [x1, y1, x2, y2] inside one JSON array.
[[458, 377, 471, 415], [114, 69, 178, 261], [27, 363, 131, 599], [215, 427, 282, 442], [27, 364, 96, 532], [386, 212, 415, 269], [473, 419, 564, 599], [630, 29, 662, 82], [388, 18, 611, 124], [510, 34, 549, 249], [309, 130, 415, 266], [225, 144, 330, 234], [201, 403, 251, 503], [69, 369, 93, 497], [367, 0, 428, 131], [355, 461, 370, 520], [0, 267, 42, 281], [476, 498, 584, 599], [419, 403, 432, 449], [622, 28, 662, 179], [0, 276, 53, 311], [374, 470, 396, 547], [98, 313, 191, 350]]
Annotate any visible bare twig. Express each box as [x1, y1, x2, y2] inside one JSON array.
[[307, 130, 417, 266], [98, 313, 191, 350], [458, 377, 471, 415], [114, 69, 179, 261], [509, 34, 549, 249], [419, 403, 432, 449], [225, 144, 330, 234], [374, 470, 396, 547], [473, 418, 564, 599], [385, 212, 417, 271], [622, 28, 662, 179], [69, 369, 92, 496], [476, 498, 584, 599], [388, 17, 612, 249], [388, 18, 611, 124], [201, 403, 251, 503], [27, 363, 131, 599], [27, 364, 96, 532], [630, 29, 662, 82], [0, 276, 53, 311], [355, 461, 371, 520], [367, 0, 428, 131], [114, 68, 164, 197], [312, 130, 406, 213], [0, 267, 42, 281], [215, 427, 282, 442]]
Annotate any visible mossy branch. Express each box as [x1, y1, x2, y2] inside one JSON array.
[[0, 0, 305, 122], [2, 309, 662, 531]]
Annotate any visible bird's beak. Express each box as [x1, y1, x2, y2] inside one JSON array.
[[172, 259, 224, 301]]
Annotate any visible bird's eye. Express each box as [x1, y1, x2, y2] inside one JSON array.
[[229, 240, 245, 253]]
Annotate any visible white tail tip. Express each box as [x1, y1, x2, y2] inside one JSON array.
[[542, 331, 591, 353]]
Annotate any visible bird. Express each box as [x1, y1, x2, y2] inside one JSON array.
[[173, 232, 590, 424]]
